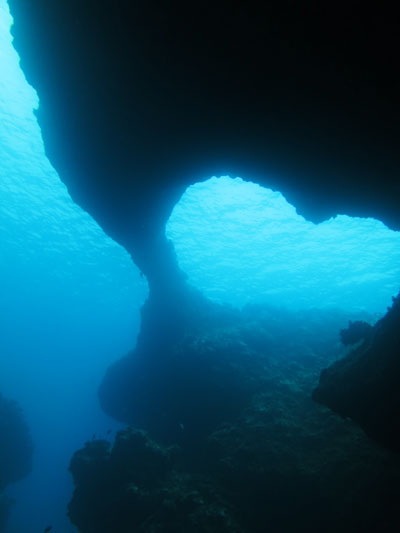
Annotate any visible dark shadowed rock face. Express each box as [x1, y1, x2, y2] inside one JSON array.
[[69, 429, 241, 533], [313, 294, 400, 452], [0, 393, 33, 532], [0, 394, 32, 490], [70, 306, 400, 533], [339, 320, 373, 346], [98, 296, 345, 445]]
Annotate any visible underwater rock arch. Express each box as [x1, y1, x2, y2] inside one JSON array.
[[5, 3, 400, 530], [7, 0, 400, 452]]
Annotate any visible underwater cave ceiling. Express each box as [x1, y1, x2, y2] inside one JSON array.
[[7, 0, 400, 263], [7, 1, 400, 451]]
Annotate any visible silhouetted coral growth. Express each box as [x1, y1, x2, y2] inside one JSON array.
[[0, 393, 32, 531], [340, 319, 372, 346], [69, 429, 240, 532], [314, 292, 400, 451]]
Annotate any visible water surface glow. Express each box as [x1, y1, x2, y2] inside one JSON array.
[[167, 176, 400, 314]]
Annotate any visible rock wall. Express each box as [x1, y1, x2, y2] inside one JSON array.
[[313, 294, 400, 452]]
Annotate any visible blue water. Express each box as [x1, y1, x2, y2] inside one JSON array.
[[0, 2, 148, 531], [167, 176, 400, 314]]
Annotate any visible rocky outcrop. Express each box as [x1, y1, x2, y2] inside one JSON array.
[[339, 320, 373, 346], [313, 293, 400, 452], [0, 393, 33, 531], [71, 305, 400, 532], [98, 297, 341, 444], [69, 430, 241, 533]]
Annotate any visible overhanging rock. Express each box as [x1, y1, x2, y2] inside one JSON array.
[[313, 294, 400, 452]]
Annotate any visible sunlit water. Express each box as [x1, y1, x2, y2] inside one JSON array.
[[167, 176, 400, 314], [0, 2, 147, 531]]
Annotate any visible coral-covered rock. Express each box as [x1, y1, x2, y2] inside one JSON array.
[[69, 429, 240, 533], [99, 294, 257, 444], [313, 294, 400, 451], [71, 305, 400, 532], [99, 300, 343, 445]]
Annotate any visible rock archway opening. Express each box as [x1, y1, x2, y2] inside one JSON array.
[[167, 175, 400, 317]]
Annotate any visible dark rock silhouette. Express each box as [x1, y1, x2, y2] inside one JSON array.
[[70, 306, 400, 532], [313, 294, 400, 451], [69, 429, 240, 533], [0, 393, 33, 532], [340, 320, 373, 346]]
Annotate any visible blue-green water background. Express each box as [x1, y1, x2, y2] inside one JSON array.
[[167, 176, 400, 314], [1, 0, 400, 531]]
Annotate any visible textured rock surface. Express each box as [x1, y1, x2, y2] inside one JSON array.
[[313, 294, 400, 451], [99, 294, 346, 442], [71, 305, 400, 532], [69, 430, 241, 533]]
